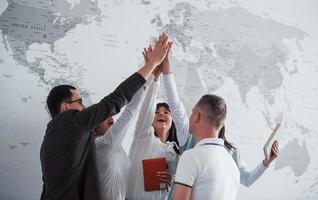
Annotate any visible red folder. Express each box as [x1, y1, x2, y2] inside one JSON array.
[[142, 157, 167, 191]]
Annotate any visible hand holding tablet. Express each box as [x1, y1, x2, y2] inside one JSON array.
[[263, 123, 280, 166]]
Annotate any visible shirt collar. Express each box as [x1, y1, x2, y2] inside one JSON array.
[[194, 137, 224, 148]]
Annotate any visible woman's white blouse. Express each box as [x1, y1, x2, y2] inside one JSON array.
[[127, 74, 189, 200]]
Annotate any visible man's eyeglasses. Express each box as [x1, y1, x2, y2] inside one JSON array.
[[65, 98, 83, 105]]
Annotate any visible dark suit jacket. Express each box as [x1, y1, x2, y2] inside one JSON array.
[[40, 73, 145, 200]]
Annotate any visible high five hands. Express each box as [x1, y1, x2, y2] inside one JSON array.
[[142, 33, 173, 81]]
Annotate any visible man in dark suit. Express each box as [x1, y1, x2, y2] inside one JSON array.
[[40, 33, 171, 200]]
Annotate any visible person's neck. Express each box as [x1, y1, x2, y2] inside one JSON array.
[[194, 127, 218, 143], [156, 127, 169, 143]]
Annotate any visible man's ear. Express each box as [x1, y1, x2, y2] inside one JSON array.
[[194, 111, 201, 124], [60, 102, 68, 113]]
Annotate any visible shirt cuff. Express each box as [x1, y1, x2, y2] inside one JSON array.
[[259, 161, 269, 171], [174, 181, 193, 188], [146, 74, 155, 85], [174, 178, 194, 188]]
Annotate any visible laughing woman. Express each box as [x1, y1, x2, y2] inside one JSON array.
[[127, 35, 189, 200]]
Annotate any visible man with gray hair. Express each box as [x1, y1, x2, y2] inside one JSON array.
[[173, 94, 240, 200]]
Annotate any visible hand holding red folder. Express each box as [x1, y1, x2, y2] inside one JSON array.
[[142, 157, 168, 191], [157, 170, 173, 186]]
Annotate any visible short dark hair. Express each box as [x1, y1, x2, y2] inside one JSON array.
[[196, 94, 227, 129], [46, 85, 76, 118], [154, 103, 179, 154]]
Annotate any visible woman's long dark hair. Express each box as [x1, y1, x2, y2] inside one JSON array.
[[218, 126, 236, 151], [154, 103, 180, 154]]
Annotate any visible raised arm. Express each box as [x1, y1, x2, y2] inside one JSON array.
[[233, 142, 279, 187], [163, 73, 189, 146], [97, 86, 147, 144], [161, 43, 189, 146], [133, 76, 159, 139], [163, 74, 189, 146], [132, 35, 171, 139], [70, 33, 171, 132], [71, 72, 146, 132], [234, 149, 268, 187]]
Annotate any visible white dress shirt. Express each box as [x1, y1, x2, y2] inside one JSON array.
[[95, 85, 146, 200], [127, 74, 189, 200]]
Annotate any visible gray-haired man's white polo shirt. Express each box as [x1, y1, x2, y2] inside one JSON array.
[[174, 138, 240, 200]]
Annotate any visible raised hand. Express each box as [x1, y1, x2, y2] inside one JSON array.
[[142, 45, 153, 65], [142, 44, 162, 81], [138, 33, 170, 80], [146, 33, 170, 67], [263, 140, 279, 167]]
